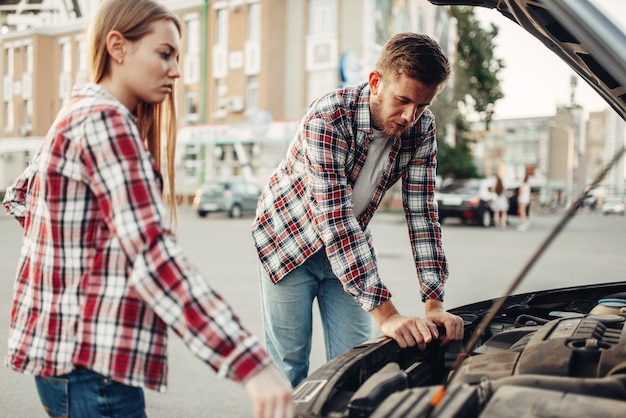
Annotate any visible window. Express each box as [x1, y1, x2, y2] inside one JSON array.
[[59, 39, 72, 105], [23, 99, 32, 128], [4, 46, 14, 131], [213, 8, 228, 79], [213, 79, 227, 119], [307, 70, 336, 105], [184, 13, 201, 85], [22, 43, 33, 100], [215, 8, 228, 45], [308, 0, 337, 36], [184, 90, 200, 123], [244, 2, 261, 75], [306, 0, 338, 100], [75, 36, 87, 85], [246, 75, 259, 111], [5, 46, 14, 77]]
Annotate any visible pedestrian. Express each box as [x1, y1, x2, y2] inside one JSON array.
[[251, 32, 464, 387], [2, 1, 293, 417], [492, 176, 509, 229], [517, 174, 531, 231]]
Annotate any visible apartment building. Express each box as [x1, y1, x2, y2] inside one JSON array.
[[473, 106, 625, 208], [0, 0, 457, 199]]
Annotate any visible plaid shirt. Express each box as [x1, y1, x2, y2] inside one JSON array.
[[3, 84, 270, 392], [251, 82, 448, 312]]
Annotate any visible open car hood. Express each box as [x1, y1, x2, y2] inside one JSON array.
[[293, 2, 626, 417], [429, 0, 626, 120]]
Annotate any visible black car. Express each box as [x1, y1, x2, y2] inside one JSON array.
[[436, 178, 527, 227], [436, 179, 495, 227], [294, 1, 626, 417]]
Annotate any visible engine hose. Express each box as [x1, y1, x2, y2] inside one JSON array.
[[479, 373, 626, 400]]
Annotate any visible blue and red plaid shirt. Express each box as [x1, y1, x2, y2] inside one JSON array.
[[251, 82, 449, 312], [4, 84, 270, 392]]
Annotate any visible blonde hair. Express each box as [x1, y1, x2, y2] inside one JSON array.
[[86, 0, 181, 222]]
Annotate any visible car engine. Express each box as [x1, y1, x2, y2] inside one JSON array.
[[294, 284, 626, 418]]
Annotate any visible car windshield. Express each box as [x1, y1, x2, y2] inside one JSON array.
[[203, 182, 231, 195], [442, 182, 479, 194]]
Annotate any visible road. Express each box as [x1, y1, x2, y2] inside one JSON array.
[[1, 208, 625, 417]]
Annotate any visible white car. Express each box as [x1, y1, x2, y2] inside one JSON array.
[[601, 199, 625, 216]]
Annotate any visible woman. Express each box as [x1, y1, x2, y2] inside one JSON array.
[[2, 1, 293, 417], [517, 174, 531, 231], [492, 176, 509, 229]]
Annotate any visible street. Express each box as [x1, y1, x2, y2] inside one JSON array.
[[1, 208, 625, 417]]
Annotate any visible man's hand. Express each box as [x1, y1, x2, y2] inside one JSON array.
[[370, 300, 440, 350], [370, 299, 464, 349], [425, 299, 464, 345], [244, 365, 295, 418]]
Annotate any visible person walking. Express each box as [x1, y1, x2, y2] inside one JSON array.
[[251, 32, 464, 387], [517, 174, 531, 231], [2, 1, 293, 417], [492, 176, 509, 229]]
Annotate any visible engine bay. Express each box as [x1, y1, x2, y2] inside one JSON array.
[[294, 283, 626, 417]]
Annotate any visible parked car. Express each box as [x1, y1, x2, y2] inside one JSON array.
[[294, 0, 626, 416], [192, 180, 261, 218], [601, 199, 625, 216], [436, 178, 495, 227], [436, 178, 524, 227]]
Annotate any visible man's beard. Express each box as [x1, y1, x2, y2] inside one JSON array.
[[370, 100, 411, 140]]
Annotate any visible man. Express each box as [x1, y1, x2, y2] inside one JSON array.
[[251, 32, 464, 387]]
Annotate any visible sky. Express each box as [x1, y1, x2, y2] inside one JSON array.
[[474, 0, 626, 120]]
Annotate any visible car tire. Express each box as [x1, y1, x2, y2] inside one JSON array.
[[197, 210, 208, 218], [229, 204, 243, 218], [480, 209, 493, 228]]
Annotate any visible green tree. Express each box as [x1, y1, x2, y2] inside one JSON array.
[[431, 6, 504, 180]]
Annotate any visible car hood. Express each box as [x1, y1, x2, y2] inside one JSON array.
[[429, 0, 626, 120]]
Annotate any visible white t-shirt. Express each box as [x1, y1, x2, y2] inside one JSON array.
[[352, 129, 393, 216]]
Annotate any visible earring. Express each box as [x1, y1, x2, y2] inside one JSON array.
[[118, 58, 123, 64]]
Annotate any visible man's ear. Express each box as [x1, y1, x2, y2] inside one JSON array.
[[369, 71, 381, 95], [106, 30, 126, 64]]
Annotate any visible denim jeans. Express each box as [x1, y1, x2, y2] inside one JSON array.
[[34, 367, 146, 418], [259, 249, 372, 387]]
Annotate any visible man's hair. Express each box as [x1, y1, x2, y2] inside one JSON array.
[[375, 32, 451, 86]]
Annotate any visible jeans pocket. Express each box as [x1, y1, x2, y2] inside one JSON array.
[[100, 378, 146, 418], [35, 375, 69, 418]]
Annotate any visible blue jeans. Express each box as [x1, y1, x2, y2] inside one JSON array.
[[34, 367, 146, 418], [259, 249, 372, 387]]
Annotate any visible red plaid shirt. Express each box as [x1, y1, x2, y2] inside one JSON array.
[[3, 84, 270, 392], [252, 83, 449, 312]]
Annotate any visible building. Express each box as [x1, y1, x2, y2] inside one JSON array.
[[586, 108, 626, 198], [0, 0, 457, 200], [473, 106, 624, 209]]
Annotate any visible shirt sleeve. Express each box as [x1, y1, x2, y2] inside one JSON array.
[[304, 117, 391, 311], [3, 151, 41, 227], [402, 117, 448, 302], [80, 107, 270, 383]]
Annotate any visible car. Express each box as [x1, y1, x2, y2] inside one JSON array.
[[601, 199, 625, 216], [294, 1, 626, 417], [436, 178, 525, 227], [191, 179, 261, 218], [436, 178, 495, 227]]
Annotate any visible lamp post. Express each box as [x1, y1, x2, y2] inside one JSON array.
[[548, 122, 575, 208]]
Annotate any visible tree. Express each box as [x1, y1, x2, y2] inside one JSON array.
[[431, 6, 504, 180]]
